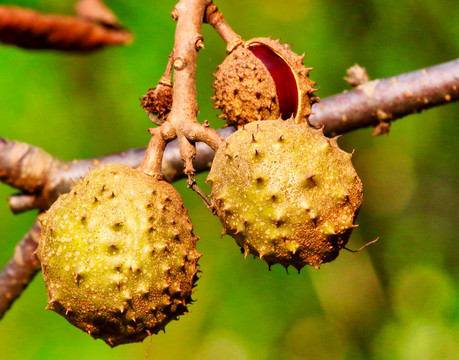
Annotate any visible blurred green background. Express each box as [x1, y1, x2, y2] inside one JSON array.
[[0, 0, 458, 359]]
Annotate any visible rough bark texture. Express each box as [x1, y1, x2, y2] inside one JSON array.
[[0, 222, 41, 319], [310, 59, 459, 136], [139, 0, 223, 179]]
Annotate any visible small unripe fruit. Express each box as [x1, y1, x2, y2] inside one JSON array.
[[212, 37, 317, 127], [207, 120, 362, 270], [37, 164, 200, 346]]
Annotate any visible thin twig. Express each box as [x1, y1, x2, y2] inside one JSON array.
[[205, 2, 242, 53], [187, 174, 213, 210], [343, 237, 379, 253], [139, 0, 223, 181]]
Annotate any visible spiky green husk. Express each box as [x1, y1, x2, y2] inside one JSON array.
[[37, 164, 200, 347], [207, 120, 362, 270]]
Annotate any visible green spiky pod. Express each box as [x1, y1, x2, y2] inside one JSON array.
[[207, 120, 363, 270], [37, 164, 200, 347], [212, 37, 317, 127]]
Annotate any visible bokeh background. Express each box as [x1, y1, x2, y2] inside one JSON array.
[[0, 0, 458, 359]]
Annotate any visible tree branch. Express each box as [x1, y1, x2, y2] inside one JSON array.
[[1, 127, 235, 215], [139, 0, 224, 202], [310, 59, 459, 136], [0, 58, 458, 320], [2, 59, 458, 212], [0, 222, 41, 320], [0, 5, 132, 51], [0, 138, 66, 212]]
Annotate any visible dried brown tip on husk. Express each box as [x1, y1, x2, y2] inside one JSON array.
[[141, 84, 173, 125]]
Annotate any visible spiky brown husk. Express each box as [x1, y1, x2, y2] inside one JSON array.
[[37, 164, 200, 346], [212, 37, 317, 127], [207, 120, 362, 270], [141, 84, 173, 124]]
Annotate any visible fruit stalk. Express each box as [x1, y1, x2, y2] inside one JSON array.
[[138, 0, 224, 181], [205, 2, 242, 53]]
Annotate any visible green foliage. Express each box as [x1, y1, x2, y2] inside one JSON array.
[[0, 0, 458, 359]]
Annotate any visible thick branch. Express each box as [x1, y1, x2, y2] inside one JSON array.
[[0, 58, 458, 319], [166, 0, 223, 175], [0, 138, 66, 212], [0, 127, 235, 214], [0, 139, 60, 194], [0, 222, 41, 319], [310, 59, 459, 136], [2, 59, 458, 212]]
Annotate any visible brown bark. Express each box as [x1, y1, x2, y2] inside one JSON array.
[[310, 59, 459, 136], [0, 222, 41, 320], [2, 59, 458, 214], [205, 2, 242, 53], [139, 0, 223, 183], [0, 5, 132, 51], [0, 138, 65, 212]]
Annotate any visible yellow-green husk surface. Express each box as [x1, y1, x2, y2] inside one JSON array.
[[37, 164, 200, 347], [207, 120, 363, 270]]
